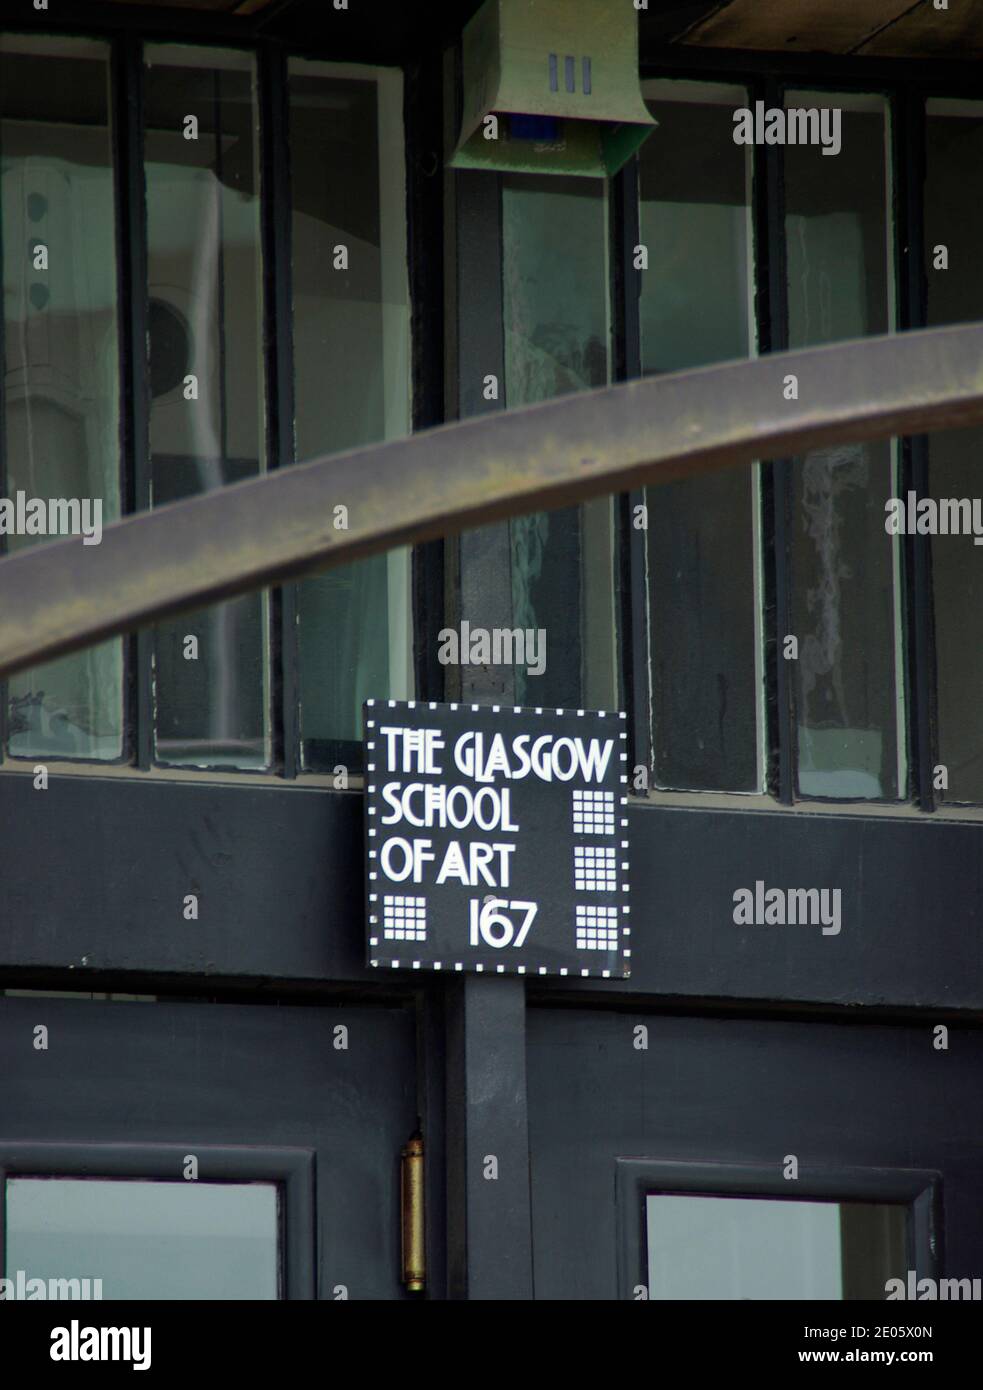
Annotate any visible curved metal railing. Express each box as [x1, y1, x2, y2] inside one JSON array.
[[0, 323, 981, 678]]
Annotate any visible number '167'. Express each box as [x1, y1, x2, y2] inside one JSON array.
[[469, 899, 538, 949]]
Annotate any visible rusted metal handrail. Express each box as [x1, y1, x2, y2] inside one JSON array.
[[0, 323, 982, 678]]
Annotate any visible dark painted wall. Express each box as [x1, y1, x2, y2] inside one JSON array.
[[2, 773, 982, 1011]]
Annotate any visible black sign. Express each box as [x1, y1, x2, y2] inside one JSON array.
[[363, 700, 631, 978]]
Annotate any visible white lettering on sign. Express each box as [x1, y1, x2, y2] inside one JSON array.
[[379, 726, 445, 774], [435, 841, 516, 888], [469, 899, 538, 948], [379, 835, 516, 888], [452, 731, 614, 784], [380, 836, 436, 882], [364, 700, 631, 979], [380, 782, 520, 832], [376, 725, 613, 892], [378, 723, 614, 785]]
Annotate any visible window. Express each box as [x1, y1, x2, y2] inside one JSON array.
[[0, 38, 413, 776], [924, 99, 983, 804], [144, 45, 270, 768], [784, 91, 904, 800], [1, 36, 977, 811], [646, 1193, 906, 1300], [6, 1176, 279, 1300], [288, 61, 412, 771], [619, 1158, 938, 1302], [501, 174, 620, 711], [625, 84, 913, 804], [638, 80, 762, 793], [1, 35, 123, 761]]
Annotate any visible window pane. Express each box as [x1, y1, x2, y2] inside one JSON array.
[[288, 62, 412, 770], [502, 174, 619, 710], [646, 1193, 907, 1300], [5, 1177, 279, 1300], [639, 81, 761, 792], [144, 45, 269, 769], [784, 93, 903, 800], [1, 36, 123, 761], [924, 99, 983, 803]]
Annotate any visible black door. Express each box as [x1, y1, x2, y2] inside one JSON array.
[[527, 1006, 981, 1301], [0, 995, 416, 1300]]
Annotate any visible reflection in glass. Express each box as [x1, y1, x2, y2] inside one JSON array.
[[1, 36, 123, 760], [5, 1177, 279, 1300], [144, 46, 269, 768], [502, 175, 618, 711], [639, 81, 761, 792], [785, 93, 902, 799], [289, 62, 412, 769], [646, 1193, 907, 1300], [925, 100, 983, 802]]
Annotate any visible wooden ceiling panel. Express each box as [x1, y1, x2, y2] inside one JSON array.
[[53, 0, 983, 61], [100, 0, 274, 12], [858, 4, 983, 57], [679, 0, 923, 54]]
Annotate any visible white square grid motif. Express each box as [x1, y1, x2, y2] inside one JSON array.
[[575, 904, 618, 951], [572, 789, 615, 835], [574, 844, 617, 891], [383, 894, 426, 942]]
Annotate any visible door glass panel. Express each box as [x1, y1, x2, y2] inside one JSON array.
[[638, 80, 762, 792], [501, 174, 619, 711], [288, 61, 412, 771], [1, 35, 123, 761], [646, 1193, 907, 1300], [784, 92, 903, 800], [5, 1176, 279, 1300], [924, 99, 983, 803], [144, 45, 269, 769]]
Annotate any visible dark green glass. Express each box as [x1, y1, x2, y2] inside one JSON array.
[[1, 36, 123, 761], [144, 45, 269, 768]]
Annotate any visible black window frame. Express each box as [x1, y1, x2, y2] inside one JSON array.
[[0, 1139, 316, 1300], [0, 13, 445, 780], [618, 42, 983, 815], [2, 11, 980, 815], [614, 1156, 942, 1300]]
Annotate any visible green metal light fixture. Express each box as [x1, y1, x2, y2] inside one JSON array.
[[449, 0, 657, 178]]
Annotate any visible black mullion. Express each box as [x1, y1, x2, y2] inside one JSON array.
[[258, 43, 299, 779], [895, 89, 935, 812], [214, 69, 230, 466], [0, 52, 7, 759], [405, 50, 446, 705], [754, 75, 794, 806], [638, 41, 978, 90], [610, 156, 649, 787], [114, 33, 153, 770]]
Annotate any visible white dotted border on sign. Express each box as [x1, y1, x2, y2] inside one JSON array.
[[363, 700, 631, 979]]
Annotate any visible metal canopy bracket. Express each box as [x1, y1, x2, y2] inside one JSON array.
[[449, 0, 657, 178], [0, 325, 982, 680]]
